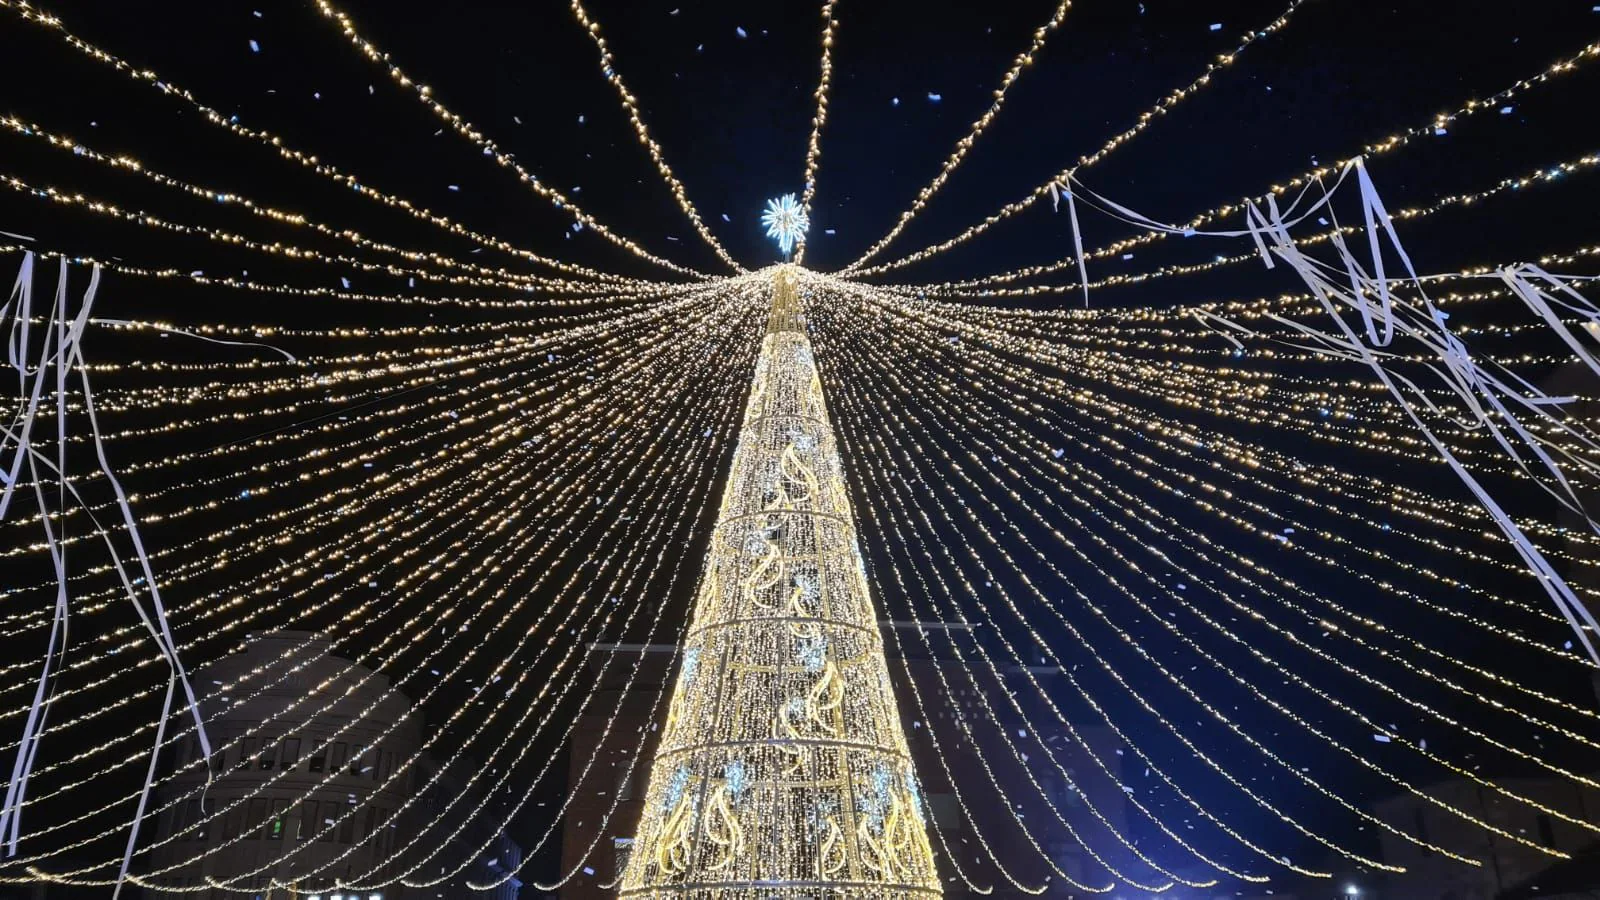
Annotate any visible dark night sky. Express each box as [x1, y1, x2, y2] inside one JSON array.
[[3, 0, 1600, 895], [5, 0, 1600, 286]]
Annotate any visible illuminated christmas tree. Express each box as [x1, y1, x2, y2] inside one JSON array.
[[620, 267, 940, 899]]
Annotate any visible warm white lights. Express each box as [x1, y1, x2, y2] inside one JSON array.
[[621, 268, 938, 898]]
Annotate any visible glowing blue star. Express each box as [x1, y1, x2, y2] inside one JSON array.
[[761, 193, 809, 257]]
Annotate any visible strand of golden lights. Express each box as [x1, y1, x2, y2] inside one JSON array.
[[0, 115, 685, 295], [842, 0, 1318, 276], [825, 262, 1536, 877], [309, 0, 711, 280], [807, 279, 1600, 871], [849, 32, 1600, 279], [0, 289, 721, 686], [343, 282, 765, 892], [442, 330, 770, 892], [908, 324, 1600, 592], [840, 0, 1072, 271], [0, 289, 732, 767], [0, 286, 726, 672], [876, 280, 1600, 730], [811, 293, 1398, 877], [0, 285, 725, 585], [148, 301, 757, 892], [840, 291, 1600, 820], [853, 287, 1600, 569], [0, 286, 756, 661], [217, 281, 742, 890], [777, 312, 1177, 890], [0, 170, 685, 303], [0, 334, 565, 570], [835, 368, 1287, 887], [0, 0, 681, 285], [818, 334, 1210, 893], [859, 279, 1600, 510], [819, 308, 1294, 885], [0, 241, 685, 313], [791, 0, 840, 268], [913, 148, 1600, 296], [566, 0, 745, 273], [825, 307, 1587, 720], [32, 353, 732, 883], [858, 287, 1600, 650], [1, 280, 767, 886]]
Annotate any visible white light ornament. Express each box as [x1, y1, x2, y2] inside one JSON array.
[[761, 194, 811, 259]]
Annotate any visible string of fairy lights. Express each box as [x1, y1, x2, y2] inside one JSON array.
[[812, 283, 1600, 858], [1, 0, 1597, 896], [790, 0, 839, 268]]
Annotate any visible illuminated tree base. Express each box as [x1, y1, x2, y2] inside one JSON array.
[[620, 268, 940, 898]]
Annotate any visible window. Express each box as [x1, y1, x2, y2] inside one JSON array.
[[281, 737, 301, 772], [338, 808, 356, 845], [318, 804, 337, 843], [246, 798, 269, 839], [1538, 813, 1556, 848], [258, 739, 278, 770], [363, 805, 378, 843], [222, 806, 243, 840], [298, 801, 318, 842], [308, 745, 327, 773], [329, 743, 347, 774], [268, 799, 289, 841], [349, 745, 366, 777]]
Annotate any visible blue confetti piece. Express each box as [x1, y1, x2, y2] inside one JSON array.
[[927, 92, 941, 103], [735, 26, 747, 38], [248, 39, 260, 52]]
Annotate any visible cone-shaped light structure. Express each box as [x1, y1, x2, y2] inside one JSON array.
[[621, 268, 940, 899]]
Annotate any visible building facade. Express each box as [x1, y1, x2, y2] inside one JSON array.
[[143, 631, 421, 900]]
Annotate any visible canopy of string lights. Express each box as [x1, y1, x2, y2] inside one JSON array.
[[1, 2, 1599, 899]]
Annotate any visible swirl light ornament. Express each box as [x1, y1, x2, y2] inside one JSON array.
[[620, 267, 939, 899]]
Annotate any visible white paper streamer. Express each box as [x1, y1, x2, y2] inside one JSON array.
[[1062, 160, 1600, 661], [94, 318, 298, 363], [1222, 176, 1599, 661], [0, 255, 214, 895], [1064, 182, 1090, 308]]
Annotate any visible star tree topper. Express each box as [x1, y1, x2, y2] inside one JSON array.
[[761, 193, 810, 258]]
